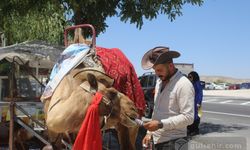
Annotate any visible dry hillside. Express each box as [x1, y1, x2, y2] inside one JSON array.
[[200, 75, 250, 84]]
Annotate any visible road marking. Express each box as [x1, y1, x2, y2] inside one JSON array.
[[203, 110, 250, 118], [236, 123, 250, 127], [206, 117, 221, 121], [203, 99, 250, 106], [219, 100, 233, 104], [240, 101, 250, 105], [203, 99, 219, 103], [205, 117, 250, 127]]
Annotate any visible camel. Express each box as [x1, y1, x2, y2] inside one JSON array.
[[44, 68, 138, 131], [41, 27, 142, 150], [42, 68, 139, 149]]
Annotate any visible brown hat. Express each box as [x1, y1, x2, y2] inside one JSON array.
[[141, 46, 180, 70]]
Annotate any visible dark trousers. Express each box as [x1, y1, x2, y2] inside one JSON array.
[[102, 127, 147, 150], [154, 138, 188, 150], [136, 126, 147, 150], [102, 129, 120, 150], [187, 118, 200, 136]]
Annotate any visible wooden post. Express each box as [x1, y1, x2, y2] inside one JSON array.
[[8, 61, 15, 150], [8, 101, 14, 150]]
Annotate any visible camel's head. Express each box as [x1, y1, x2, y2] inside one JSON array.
[[99, 88, 139, 129], [81, 72, 139, 129]]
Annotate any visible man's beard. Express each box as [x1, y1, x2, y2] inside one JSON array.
[[159, 74, 172, 81]]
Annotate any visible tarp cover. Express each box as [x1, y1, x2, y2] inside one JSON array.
[[0, 40, 64, 69]]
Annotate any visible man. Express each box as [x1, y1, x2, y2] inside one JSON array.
[[141, 46, 194, 150]]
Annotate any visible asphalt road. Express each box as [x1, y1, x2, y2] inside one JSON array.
[[202, 95, 250, 126], [191, 95, 250, 150]]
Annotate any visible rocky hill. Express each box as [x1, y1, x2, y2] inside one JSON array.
[[200, 75, 250, 84]]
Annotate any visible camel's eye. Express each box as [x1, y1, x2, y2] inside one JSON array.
[[107, 90, 118, 100]]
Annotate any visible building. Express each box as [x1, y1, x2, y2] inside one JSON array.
[[0, 40, 63, 100], [175, 63, 194, 76]]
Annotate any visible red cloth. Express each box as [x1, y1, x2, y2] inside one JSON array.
[[96, 47, 145, 116], [73, 92, 103, 150]]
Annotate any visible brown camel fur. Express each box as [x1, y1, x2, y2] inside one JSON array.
[[43, 69, 139, 149]]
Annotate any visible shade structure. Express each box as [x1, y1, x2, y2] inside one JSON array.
[[0, 40, 64, 69]]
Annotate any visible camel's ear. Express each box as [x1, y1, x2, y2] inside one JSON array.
[[87, 73, 98, 91]]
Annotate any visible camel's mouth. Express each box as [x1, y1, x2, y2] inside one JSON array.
[[129, 117, 145, 126], [120, 113, 138, 127]]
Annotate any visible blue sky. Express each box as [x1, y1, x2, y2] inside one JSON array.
[[97, 0, 250, 79]]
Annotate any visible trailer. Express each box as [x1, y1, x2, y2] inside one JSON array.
[[0, 41, 63, 149], [0, 24, 99, 149]]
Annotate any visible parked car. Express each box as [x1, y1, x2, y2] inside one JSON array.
[[138, 72, 157, 118], [205, 82, 216, 90], [215, 83, 230, 90], [228, 84, 240, 90], [240, 82, 250, 89]]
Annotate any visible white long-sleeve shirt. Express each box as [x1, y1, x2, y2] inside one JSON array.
[[151, 70, 194, 144]]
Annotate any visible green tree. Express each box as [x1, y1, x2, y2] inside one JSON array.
[[0, 0, 203, 45], [0, 0, 66, 45]]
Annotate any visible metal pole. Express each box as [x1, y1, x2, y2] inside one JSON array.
[[36, 61, 39, 96], [64, 24, 96, 48], [8, 61, 15, 150], [8, 101, 14, 150]]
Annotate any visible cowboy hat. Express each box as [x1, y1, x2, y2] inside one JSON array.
[[141, 46, 180, 70], [72, 67, 114, 87]]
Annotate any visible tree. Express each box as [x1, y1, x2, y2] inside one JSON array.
[[0, 0, 66, 45], [64, 0, 203, 36], [0, 0, 203, 45]]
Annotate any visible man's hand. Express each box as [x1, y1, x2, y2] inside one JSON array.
[[143, 120, 161, 131], [142, 133, 151, 147]]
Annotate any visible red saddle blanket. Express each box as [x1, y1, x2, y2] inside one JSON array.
[[96, 47, 145, 116]]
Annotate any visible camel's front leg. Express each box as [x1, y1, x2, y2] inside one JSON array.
[[117, 123, 138, 150]]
